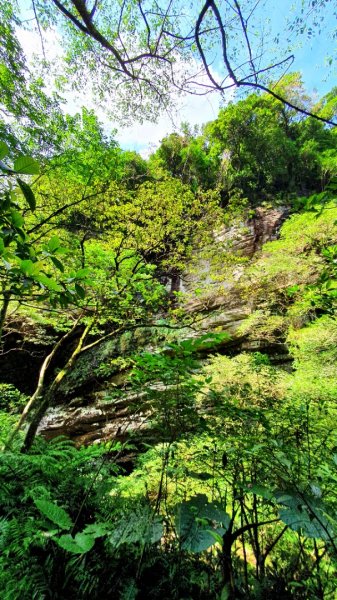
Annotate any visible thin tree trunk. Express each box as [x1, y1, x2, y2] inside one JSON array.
[[221, 529, 235, 599], [0, 289, 11, 342], [22, 320, 93, 453], [3, 317, 81, 451]]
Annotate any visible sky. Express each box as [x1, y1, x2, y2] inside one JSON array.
[[259, 0, 336, 94], [16, 0, 337, 156], [16, 26, 225, 157]]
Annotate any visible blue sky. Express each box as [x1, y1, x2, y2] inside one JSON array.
[[253, 0, 336, 95]]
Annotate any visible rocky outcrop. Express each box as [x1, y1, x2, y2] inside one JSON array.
[[38, 393, 148, 446], [9, 206, 290, 445], [182, 206, 288, 306], [214, 206, 289, 257]]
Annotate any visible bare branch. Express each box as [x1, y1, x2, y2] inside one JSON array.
[[233, 0, 256, 83], [51, 0, 89, 34], [32, 0, 46, 60], [48, 0, 337, 126]]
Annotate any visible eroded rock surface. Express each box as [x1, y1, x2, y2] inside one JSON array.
[[38, 393, 148, 446], [33, 207, 289, 444], [215, 206, 288, 257]]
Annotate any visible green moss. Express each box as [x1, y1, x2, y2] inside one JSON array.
[[238, 310, 287, 341], [287, 316, 337, 401]]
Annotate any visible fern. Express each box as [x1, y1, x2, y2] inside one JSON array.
[[0, 437, 117, 598]]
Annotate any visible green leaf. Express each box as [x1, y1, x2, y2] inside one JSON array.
[[109, 506, 163, 548], [51, 256, 64, 272], [245, 484, 274, 501], [0, 141, 9, 160], [14, 155, 40, 175], [187, 470, 214, 481], [82, 523, 110, 538], [17, 178, 36, 211], [220, 584, 230, 600], [74, 532, 96, 552], [36, 274, 62, 291], [310, 484, 322, 498], [34, 499, 73, 530], [75, 268, 90, 279], [47, 236, 61, 252], [20, 259, 40, 276], [207, 530, 224, 545], [16, 227, 26, 241], [56, 533, 95, 554], [175, 494, 229, 553], [10, 209, 24, 228], [275, 490, 334, 541], [75, 283, 86, 299]]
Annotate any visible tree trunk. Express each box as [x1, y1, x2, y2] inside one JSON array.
[[3, 319, 81, 451], [21, 320, 93, 453], [221, 530, 235, 599], [0, 289, 11, 343]]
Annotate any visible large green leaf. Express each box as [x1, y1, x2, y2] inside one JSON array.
[[275, 490, 335, 541], [109, 505, 163, 548], [17, 178, 36, 212], [0, 141, 9, 160], [56, 533, 95, 554], [175, 494, 229, 553], [53, 523, 108, 554], [34, 499, 73, 530], [14, 155, 40, 175]]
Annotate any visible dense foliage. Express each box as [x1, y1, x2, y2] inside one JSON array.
[[1, 3, 337, 598]]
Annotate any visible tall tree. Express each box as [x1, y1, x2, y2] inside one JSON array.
[[205, 75, 337, 203]]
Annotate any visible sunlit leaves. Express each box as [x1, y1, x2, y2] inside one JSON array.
[[17, 178, 36, 211], [0, 141, 9, 160], [13, 155, 40, 175]]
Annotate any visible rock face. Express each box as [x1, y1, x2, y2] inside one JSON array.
[[214, 206, 289, 257], [34, 206, 289, 445], [182, 206, 288, 326], [38, 394, 148, 446]]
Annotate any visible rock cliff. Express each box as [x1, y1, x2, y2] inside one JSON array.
[[33, 206, 289, 445]]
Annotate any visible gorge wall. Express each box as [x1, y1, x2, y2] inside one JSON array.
[[34, 206, 290, 445], [0, 206, 290, 446]]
